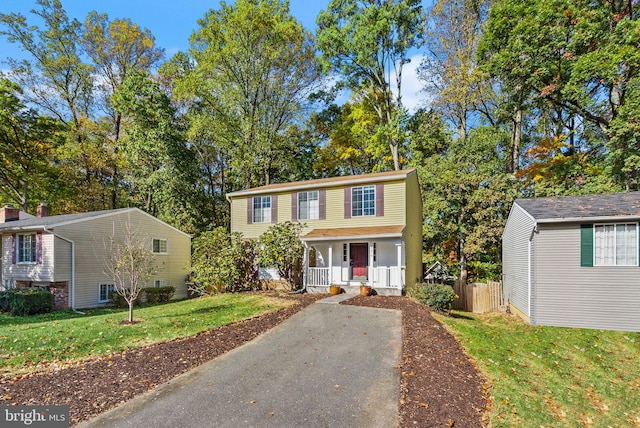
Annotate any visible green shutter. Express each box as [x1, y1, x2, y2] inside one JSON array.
[[580, 224, 593, 267]]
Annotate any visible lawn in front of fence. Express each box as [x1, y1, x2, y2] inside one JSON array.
[[435, 310, 640, 427], [0, 293, 291, 377]]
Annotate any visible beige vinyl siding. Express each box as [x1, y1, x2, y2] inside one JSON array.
[[231, 179, 407, 238], [535, 222, 640, 331], [55, 209, 190, 308], [1, 233, 55, 283], [53, 236, 72, 282], [502, 204, 535, 320], [403, 172, 422, 285]]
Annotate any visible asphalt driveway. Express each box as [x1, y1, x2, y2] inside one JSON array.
[[80, 297, 403, 428]]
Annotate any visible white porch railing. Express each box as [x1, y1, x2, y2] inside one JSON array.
[[306, 266, 405, 289], [307, 267, 330, 286]]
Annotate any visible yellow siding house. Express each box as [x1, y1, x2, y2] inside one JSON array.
[[0, 205, 191, 309], [227, 169, 422, 295]]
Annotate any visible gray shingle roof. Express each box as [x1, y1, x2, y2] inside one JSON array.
[[0, 208, 131, 231], [515, 192, 640, 220]]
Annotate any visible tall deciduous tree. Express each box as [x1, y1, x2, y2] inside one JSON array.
[[0, 79, 62, 212], [479, 0, 640, 185], [411, 117, 517, 283], [169, 0, 320, 190], [420, 0, 491, 143], [316, 0, 425, 170], [83, 11, 164, 208]]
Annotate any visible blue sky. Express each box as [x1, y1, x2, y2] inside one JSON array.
[[0, 0, 428, 111]]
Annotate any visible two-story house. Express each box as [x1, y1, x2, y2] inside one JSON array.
[[0, 204, 191, 309], [226, 169, 423, 295]]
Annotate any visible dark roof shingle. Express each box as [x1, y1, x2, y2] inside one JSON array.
[[0, 208, 131, 231], [516, 192, 640, 220]]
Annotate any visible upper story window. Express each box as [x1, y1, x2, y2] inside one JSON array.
[[298, 191, 319, 220], [253, 196, 272, 223], [594, 223, 637, 266], [152, 238, 168, 254], [352, 185, 376, 217], [17, 233, 37, 263]]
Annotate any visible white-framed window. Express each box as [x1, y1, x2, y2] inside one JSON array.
[[352, 185, 375, 217], [343, 243, 348, 262], [253, 196, 272, 223], [154, 279, 167, 288], [298, 190, 319, 220], [152, 238, 168, 254], [17, 233, 37, 263], [98, 283, 116, 303], [594, 223, 638, 266]]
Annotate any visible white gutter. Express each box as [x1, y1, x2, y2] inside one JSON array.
[[301, 232, 404, 242], [43, 226, 80, 312], [536, 215, 640, 224]]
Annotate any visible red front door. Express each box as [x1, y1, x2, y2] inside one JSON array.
[[350, 243, 368, 279]]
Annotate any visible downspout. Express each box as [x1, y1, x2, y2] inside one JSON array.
[[528, 224, 537, 320], [43, 227, 83, 314]]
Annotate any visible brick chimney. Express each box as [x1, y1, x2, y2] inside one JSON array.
[[37, 202, 51, 218], [0, 204, 20, 222]]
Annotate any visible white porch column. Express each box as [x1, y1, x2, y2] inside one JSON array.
[[396, 243, 402, 268], [369, 242, 374, 286], [328, 244, 333, 284], [302, 242, 309, 290]]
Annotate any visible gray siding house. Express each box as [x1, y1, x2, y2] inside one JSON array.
[[503, 193, 640, 332], [0, 205, 191, 310]]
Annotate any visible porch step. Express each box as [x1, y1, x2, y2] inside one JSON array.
[[319, 294, 357, 304]]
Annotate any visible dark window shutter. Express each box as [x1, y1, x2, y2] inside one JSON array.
[[36, 232, 42, 264], [11, 233, 16, 264], [319, 189, 326, 220], [271, 195, 278, 223], [375, 183, 384, 217], [247, 197, 253, 224], [344, 187, 351, 219], [291, 192, 298, 221], [580, 224, 593, 267]]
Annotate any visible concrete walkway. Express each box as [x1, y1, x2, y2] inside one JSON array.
[[81, 298, 402, 428]]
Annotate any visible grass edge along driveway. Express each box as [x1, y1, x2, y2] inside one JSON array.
[[0, 293, 290, 378], [434, 311, 640, 427]]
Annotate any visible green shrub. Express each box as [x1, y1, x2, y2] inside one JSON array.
[[0, 290, 13, 312], [143, 286, 175, 303], [413, 282, 457, 313], [108, 290, 141, 308], [4, 288, 54, 316]]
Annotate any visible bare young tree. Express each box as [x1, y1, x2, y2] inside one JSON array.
[[102, 216, 157, 323]]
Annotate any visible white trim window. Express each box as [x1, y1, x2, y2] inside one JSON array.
[[98, 283, 116, 303], [253, 196, 272, 223], [594, 223, 638, 266], [154, 279, 167, 288], [298, 190, 319, 220], [152, 238, 168, 254], [352, 185, 375, 216], [17, 233, 37, 263]]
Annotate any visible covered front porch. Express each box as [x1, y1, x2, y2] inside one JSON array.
[[301, 226, 406, 296]]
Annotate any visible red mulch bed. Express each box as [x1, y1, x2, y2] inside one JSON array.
[[0, 293, 489, 427], [343, 295, 490, 427]]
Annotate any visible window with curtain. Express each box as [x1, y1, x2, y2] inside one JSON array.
[[352, 185, 375, 216], [298, 191, 319, 220], [594, 223, 637, 266], [253, 196, 271, 223], [17, 233, 37, 263]]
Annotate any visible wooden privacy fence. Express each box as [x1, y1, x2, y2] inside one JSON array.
[[453, 280, 503, 313]]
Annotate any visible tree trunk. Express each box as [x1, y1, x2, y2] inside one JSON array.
[[128, 301, 134, 323], [510, 108, 522, 173]]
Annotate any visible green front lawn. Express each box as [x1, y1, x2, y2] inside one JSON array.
[[434, 311, 640, 427], [0, 293, 289, 377]]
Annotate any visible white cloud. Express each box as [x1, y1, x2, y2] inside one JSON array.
[[398, 54, 429, 113]]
